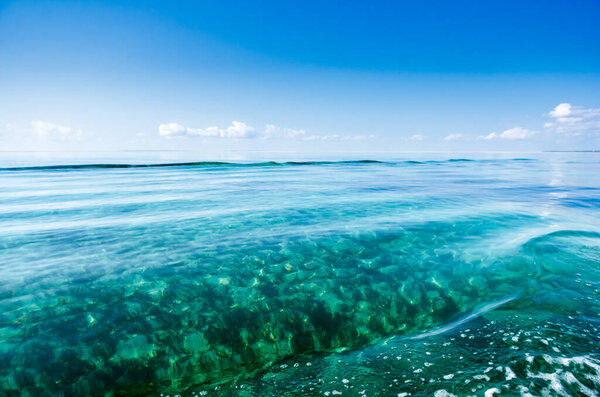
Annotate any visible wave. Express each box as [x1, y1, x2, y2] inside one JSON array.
[[523, 229, 600, 246], [0, 160, 385, 171], [411, 295, 518, 339], [0, 158, 536, 171]]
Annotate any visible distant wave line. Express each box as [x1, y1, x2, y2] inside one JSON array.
[[0, 160, 382, 171], [0, 158, 537, 171]]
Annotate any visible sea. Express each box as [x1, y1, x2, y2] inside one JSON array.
[[0, 152, 599, 396]]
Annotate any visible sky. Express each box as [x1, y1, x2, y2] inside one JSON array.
[[1, 0, 600, 157]]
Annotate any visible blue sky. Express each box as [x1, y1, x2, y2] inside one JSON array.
[[1, 0, 600, 155]]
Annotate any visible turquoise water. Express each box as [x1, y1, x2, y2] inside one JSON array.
[[1, 154, 599, 396]]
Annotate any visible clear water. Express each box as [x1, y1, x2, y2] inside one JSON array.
[[1, 154, 599, 396]]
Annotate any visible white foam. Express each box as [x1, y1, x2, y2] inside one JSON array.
[[434, 390, 457, 397], [484, 388, 500, 397], [505, 366, 517, 380], [526, 355, 600, 396]]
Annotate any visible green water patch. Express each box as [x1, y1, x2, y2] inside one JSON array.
[[0, 225, 598, 395]]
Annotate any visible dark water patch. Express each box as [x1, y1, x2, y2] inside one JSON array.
[[230, 313, 600, 397]]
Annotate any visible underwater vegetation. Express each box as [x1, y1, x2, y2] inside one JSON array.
[[0, 156, 599, 395]]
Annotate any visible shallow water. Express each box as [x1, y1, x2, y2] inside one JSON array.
[[0, 154, 599, 396]]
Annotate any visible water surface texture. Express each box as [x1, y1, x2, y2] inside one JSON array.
[[1, 154, 599, 396]]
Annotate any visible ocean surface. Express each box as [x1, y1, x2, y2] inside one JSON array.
[[1, 153, 599, 396]]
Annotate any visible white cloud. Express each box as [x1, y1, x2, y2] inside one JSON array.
[[159, 121, 375, 141], [265, 124, 373, 141], [444, 133, 462, 141], [263, 124, 307, 138], [31, 121, 82, 139], [409, 134, 425, 141], [158, 123, 187, 136], [188, 126, 221, 137], [158, 121, 256, 138], [299, 134, 373, 141], [264, 124, 278, 137], [545, 103, 600, 136], [222, 121, 256, 138], [549, 103, 572, 118], [482, 126, 536, 140], [500, 126, 537, 139]]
